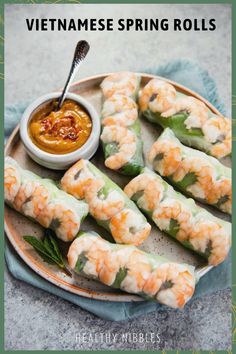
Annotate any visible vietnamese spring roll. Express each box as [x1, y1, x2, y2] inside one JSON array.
[[61, 159, 151, 245], [4, 157, 89, 242], [124, 167, 231, 266], [139, 78, 231, 159], [68, 231, 196, 308], [148, 128, 232, 214], [100, 73, 144, 175]]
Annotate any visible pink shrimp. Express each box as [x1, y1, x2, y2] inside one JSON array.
[[190, 220, 231, 266], [101, 72, 139, 99], [162, 96, 209, 129], [61, 159, 96, 200], [101, 125, 137, 170], [102, 94, 138, 127], [109, 208, 151, 245], [143, 263, 195, 308], [148, 139, 182, 176], [139, 79, 177, 113], [202, 115, 232, 159], [4, 164, 21, 204], [84, 179, 125, 221], [124, 173, 164, 211]]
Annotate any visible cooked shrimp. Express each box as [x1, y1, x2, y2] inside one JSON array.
[[208, 178, 232, 214], [102, 94, 138, 127], [98, 252, 122, 286], [110, 208, 151, 245], [101, 125, 137, 170], [148, 139, 182, 176], [13, 180, 37, 212], [99, 247, 137, 286], [190, 220, 231, 266], [61, 159, 96, 199], [139, 79, 177, 113], [69, 235, 118, 284], [47, 203, 81, 241], [85, 239, 113, 282], [84, 179, 125, 220], [202, 115, 232, 159], [21, 184, 50, 220], [4, 164, 21, 203], [67, 233, 97, 269], [120, 250, 152, 293], [69, 236, 104, 279], [173, 157, 215, 200], [143, 263, 195, 308], [152, 198, 192, 241], [101, 72, 139, 99], [82, 237, 129, 285], [124, 173, 164, 211], [162, 96, 209, 129]]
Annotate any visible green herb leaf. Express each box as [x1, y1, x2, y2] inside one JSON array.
[[132, 191, 144, 203], [37, 250, 56, 264], [104, 142, 118, 159], [169, 113, 204, 137], [112, 268, 127, 288], [43, 234, 55, 256], [23, 236, 55, 260], [169, 219, 179, 238], [44, 229, 64, 265], [178, 172, 197, 189], [75, 252, 88, 273], [23, 234, 71, 277], [216, 195, 229, 207]]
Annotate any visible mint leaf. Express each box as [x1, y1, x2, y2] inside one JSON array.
[[178, 172, 197, 189], [112, 268, 127, 288], [49, 235, 64, 264], [169, 219, 179, 238], [37, 250, 56, 264], [75, 252, 88, 273], [44, 229, 64, 265], [23, 236, 56, 260], [23, 235, 71, 277]]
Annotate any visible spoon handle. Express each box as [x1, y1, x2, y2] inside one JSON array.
[[57, 40, 90, 110]]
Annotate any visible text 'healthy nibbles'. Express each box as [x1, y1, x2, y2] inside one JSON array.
[[149, 128, 232, 214], [4, 157, 88, 241], [68, 231, 196, 308], [100, 72, 144, 175], [139, 78, 231, 159], [61, 159, 151, 245], [124, 167, 231, 266], [29, 99, 92, 154]]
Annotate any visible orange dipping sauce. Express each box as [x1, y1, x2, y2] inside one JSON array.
[[28, 99, 92, 154]]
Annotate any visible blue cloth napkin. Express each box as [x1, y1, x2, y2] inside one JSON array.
[[5, 60, 231, 321]]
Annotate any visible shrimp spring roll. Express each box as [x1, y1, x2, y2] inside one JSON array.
[[124, 167, 231, 266], [148, 128, 232, 214], [100, 72, 144, 175], [68, 231, 196, 308], [61, 159, 151, 245], [139, 78, 231, 159], [4, 157, 89, 242]]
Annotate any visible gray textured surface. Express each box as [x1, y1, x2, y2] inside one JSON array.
[[4, 4, 232, 350]]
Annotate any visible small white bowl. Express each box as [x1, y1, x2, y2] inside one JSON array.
[[20, 92, 101, 170]]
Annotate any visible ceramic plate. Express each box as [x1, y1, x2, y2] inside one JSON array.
[[4, 73, 231, 302]]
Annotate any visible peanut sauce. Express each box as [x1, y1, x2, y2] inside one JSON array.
[[28, 99, 92, 154]]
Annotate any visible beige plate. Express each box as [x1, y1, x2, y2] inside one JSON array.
[[4, 73, 231, 302]]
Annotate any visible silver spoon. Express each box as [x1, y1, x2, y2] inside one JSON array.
[[56, 40, 90, 110]]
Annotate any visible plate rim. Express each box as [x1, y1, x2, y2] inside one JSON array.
[[4, 72, 223, 302]]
